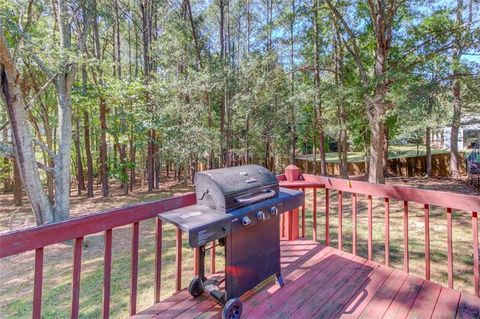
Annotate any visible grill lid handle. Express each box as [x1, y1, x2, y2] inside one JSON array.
[[235, 189, 276, 204]]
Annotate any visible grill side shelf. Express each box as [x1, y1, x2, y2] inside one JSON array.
[[157, 205, 232, 247]]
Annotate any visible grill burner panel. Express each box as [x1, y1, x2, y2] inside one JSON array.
[[157, 165, 304, 319]]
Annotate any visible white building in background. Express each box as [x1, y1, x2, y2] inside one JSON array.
[[433, 115, 480, 151], [443, 127, 464, 150]]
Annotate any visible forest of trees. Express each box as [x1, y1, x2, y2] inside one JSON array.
[[0, 0, 479, 225]]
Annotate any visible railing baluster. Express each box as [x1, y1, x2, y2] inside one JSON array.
[[368, 195, 373, 261], [404, 201, 409, 273], [447, 208, 453, 288], [313, 188, 317, 242], [130, 222, 139, 316], [176, 229, 182, 292], [301, 188, 306, 238], [384, 198, 390, 267], [71, 237, 84, 319], [33, 247, 44, 319], [352, 193, 357, 256], [103, 229, 112, 319], [338, 190, 343, 250], [424, 204, 430, 281], [473, 211, 479, 297], [211, 240, 216, 274], [154, 219, 162, 303], [325, 189, 330, 246]]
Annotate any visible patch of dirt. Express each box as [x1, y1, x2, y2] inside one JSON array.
[[349, 175, 480, 196], [0, 177, 194, 234], [386, 176, 480, 195]]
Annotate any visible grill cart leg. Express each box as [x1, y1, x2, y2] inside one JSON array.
[[189, 245, 206, 297], [189, 245, 228, 306], [276, 274, 285, 287]]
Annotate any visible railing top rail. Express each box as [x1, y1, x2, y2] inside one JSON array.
[[278, 174, 479, 212], [0, 193, 196, 258]]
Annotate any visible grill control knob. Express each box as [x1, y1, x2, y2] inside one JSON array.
[[270, 207, 279, 216], [256, 211, 266, 221], [242, 216, 252, 226]]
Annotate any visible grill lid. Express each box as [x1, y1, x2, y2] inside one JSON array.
[[195, 165, 279, 212]]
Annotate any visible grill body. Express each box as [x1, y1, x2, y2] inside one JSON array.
[[158, 165, 304, 318]]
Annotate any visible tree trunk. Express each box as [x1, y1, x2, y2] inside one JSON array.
[[0, 31, 54, 224], [333, 21, 347, 178], [219, 0, 226, 166], [450, 77, 461, 179], [13, 159, 22, 206], [450, 0, 464, 180], [2, 129, 12, 192], [129, 136, 135, 192], [53, 80, 74, 221], [426, 127, 432, 176], [383, 126, 389, 177], [314, 0, 326, 175], [84, 110, 94, 197], [74, 114, 85, 194], [367, 102, 385, 184], [98, 97, 109, 196], [289, 0, 296, 165]]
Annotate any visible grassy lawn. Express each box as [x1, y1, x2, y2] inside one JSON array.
[[0, 184, 477, 318], [299, 144, 451, 163]]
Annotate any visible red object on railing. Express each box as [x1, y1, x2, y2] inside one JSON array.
[[284, 164, 300, 182]]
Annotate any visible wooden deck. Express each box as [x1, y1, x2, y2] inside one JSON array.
[[133, 239, 480, 319]]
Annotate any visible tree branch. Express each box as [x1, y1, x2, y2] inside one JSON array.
[[33, 138, 55, 158], [30, 53, 54, 78], [25, 72, 58, 110], [0, 142, 53, 173], [325, 0, 369, 86], [37, 161, 54, 173]]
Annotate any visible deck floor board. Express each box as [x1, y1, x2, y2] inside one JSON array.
[[132, 239, 480, 319]]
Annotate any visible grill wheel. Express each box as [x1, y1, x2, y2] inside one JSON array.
[[188, 276, 204, 297], [222, 298, 243, 319]]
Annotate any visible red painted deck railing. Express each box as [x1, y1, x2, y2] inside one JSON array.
[[0, 174, 479, 319], [0, 193, 197, 319], [278, 173, 480, 297]]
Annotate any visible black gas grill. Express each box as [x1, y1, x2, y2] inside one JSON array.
[[158, 165, 304, 319]]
